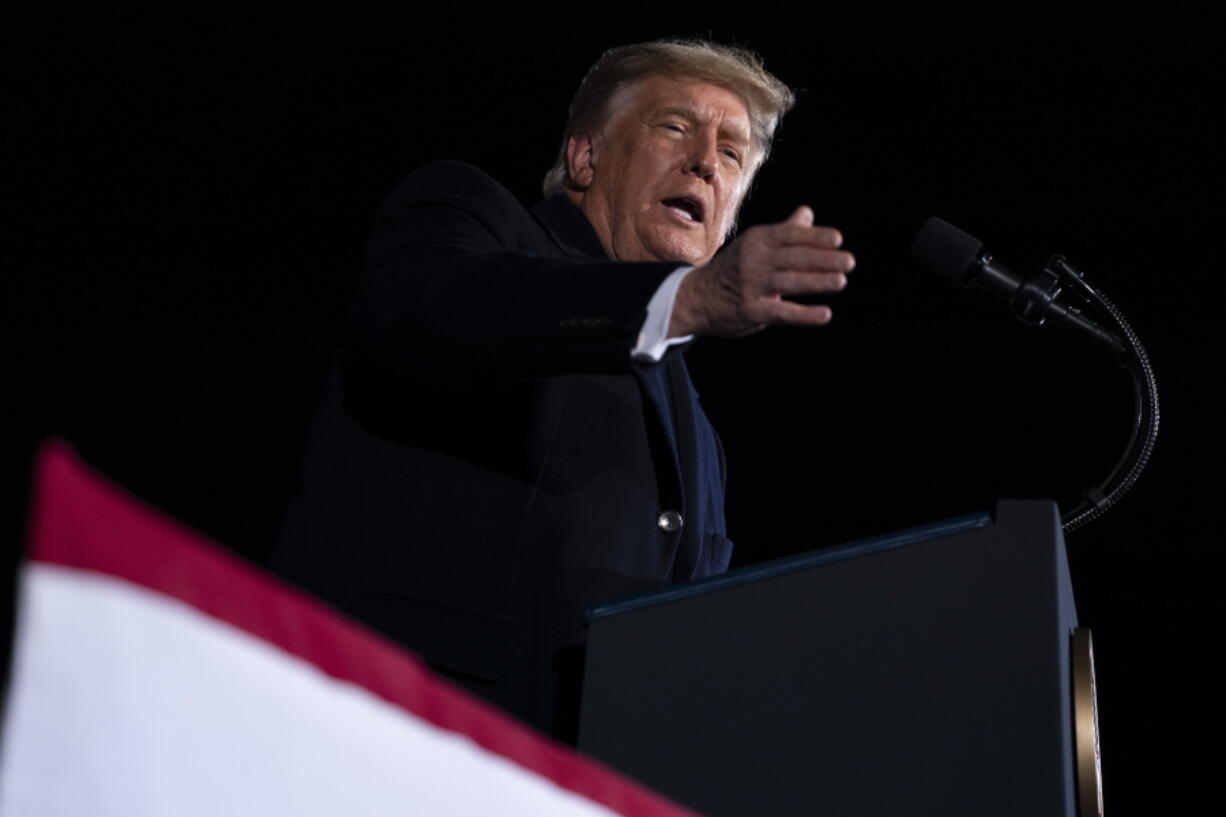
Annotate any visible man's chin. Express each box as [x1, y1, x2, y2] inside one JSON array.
[[646, 240, 710, 267]]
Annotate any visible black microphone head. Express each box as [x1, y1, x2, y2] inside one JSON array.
[[910, 216, 984, 285]]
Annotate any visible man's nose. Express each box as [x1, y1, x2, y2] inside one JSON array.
[[687, 132, 719, 180]]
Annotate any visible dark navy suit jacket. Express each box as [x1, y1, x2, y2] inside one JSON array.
[[272, 161, 731, 736]]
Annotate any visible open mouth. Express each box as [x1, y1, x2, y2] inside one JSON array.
[[662, 196, 704, 224]]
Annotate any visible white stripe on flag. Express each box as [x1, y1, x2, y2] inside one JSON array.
[[0, 563, 622, 817]]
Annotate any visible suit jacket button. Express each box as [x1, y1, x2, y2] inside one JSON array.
[[657, 510, 683, 533]]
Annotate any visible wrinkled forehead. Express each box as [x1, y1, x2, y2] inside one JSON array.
[[604, 75, 755, 139]]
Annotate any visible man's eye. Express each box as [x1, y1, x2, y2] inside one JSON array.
[[662, 123, 686, 134], [721, 149, 742, 165]]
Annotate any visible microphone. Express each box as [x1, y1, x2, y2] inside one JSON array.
[[910, 217, 1124, 354]]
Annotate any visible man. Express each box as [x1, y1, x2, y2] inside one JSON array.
[[272, 39, 854, 739]]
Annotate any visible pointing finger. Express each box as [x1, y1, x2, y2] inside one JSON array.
[[770, 271, 849, 295], [767, 221, 844, 249], [771, 246, 856, 273], [756, 298, 833, 326]]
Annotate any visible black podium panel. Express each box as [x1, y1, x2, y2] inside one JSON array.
[[579, 501, 1079, 817]]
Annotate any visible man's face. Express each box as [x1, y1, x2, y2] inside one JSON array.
[[567, 75, 755, 266]]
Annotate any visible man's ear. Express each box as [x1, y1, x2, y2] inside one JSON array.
[[565, 132, 597, 189]]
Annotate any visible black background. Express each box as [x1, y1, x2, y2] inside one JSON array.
[[6, 9, 1221, 814]]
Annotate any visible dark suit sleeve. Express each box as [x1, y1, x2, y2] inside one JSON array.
[[343, 161, 680, 392]]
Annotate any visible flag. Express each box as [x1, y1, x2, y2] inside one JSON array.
[[0, 441, 702, 817]]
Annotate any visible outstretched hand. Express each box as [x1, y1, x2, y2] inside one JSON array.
[[669, 206, 855, 338]]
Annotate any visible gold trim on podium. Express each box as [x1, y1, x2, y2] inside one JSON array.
[[1072, 627, 1103, 817]]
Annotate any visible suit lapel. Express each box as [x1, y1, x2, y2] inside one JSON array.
[[633, 360, 685, 501], [665, 354, 701, 579], [666, 355, 699, 510]]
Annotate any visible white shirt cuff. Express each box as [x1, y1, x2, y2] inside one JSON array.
[[632, 266, 695, 363]]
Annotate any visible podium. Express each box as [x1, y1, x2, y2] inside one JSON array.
[[579, 501, 1091, 817]]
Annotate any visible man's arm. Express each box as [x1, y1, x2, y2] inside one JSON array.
[[343, 162, 681, 391]]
